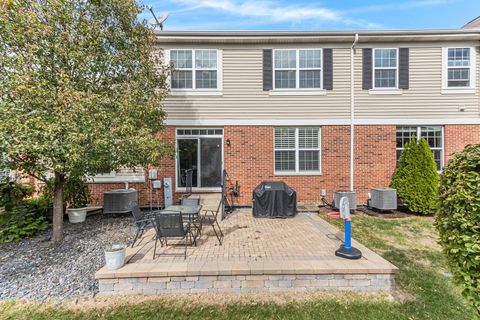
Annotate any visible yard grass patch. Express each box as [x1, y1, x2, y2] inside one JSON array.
[[0, 213, 475, 319]]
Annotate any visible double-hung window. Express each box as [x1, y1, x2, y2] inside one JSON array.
[[274, 49, 322, 89], [373, 48, 398, 88], [169, 49, 221, 91], [396, 126, 443, 171], [446, 48, 472, 87], [274, 128, 321, 174]]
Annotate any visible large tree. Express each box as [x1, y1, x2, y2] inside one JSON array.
[[0, 0, 171, 241]]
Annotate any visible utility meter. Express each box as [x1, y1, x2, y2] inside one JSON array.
[[153, 180, 162, 189], [148, 169, 158, 180]]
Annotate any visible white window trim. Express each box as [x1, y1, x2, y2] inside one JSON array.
[[273, 127, 322, 176], [442, 47, 476, 92], [166, 49, 223, 94], [368, 89, 403, 95], [372, 48, 399, 90], [90, 171, 146, 183], [272, 48, 323, 91], [395, 126, 444, 171], [175, 128, 224, 192]]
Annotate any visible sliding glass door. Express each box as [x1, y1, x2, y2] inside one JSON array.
[[176, 129, 223, 189]]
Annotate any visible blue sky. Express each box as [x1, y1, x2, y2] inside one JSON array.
[[138, 0, 480, 31]]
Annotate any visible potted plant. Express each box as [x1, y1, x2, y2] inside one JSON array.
[[64, 175, 91, 223], [103, 223, 127, 270]]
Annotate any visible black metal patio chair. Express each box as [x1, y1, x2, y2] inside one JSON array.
[[130, 201, 155, 248], [152, 211, 196, 260], [201, 200, 224, 245], [180, 196, 203, 238]]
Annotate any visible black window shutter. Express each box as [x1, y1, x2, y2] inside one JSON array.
[[399, 48, 409, 89], [323, 49, 333, 90], [263, 49, 273, 91], [362, 48, 373, 90]]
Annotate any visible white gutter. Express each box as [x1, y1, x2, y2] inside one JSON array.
[[350, 33, 359, 192]]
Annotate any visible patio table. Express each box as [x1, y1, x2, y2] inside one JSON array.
[[157, 205, 202, 221], [152, 205, 203, 243]]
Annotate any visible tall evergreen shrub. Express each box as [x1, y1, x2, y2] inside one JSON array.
[[390, 137, 439, 214]]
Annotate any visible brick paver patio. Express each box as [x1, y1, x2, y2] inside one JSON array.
[[96, 209, 398, 294]]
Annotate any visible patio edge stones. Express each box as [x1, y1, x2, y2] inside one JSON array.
[[95, 259, 399, 279], [97, 273, 396, 295]]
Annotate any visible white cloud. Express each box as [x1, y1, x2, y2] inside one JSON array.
[[152, 0, 450, 30], [345, 0, 451, 14], [172, 0, 378, 28]]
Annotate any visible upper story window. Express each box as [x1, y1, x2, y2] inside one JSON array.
[[447, 48, 471, 87], [442, 47, 476, 91], [169, 49, 222, 91], [373, 48, 398, 88], [273, 49, 322, 90]]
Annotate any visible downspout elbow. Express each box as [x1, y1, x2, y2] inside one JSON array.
[[351, 33, 359, 50]]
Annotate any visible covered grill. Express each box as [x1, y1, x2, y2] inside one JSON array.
[[252, 181, 297, 218]]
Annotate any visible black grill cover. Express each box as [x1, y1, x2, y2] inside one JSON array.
[[252, 181, 297, 218]]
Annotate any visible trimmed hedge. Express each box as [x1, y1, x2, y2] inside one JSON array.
[[436, 144, 480, 314], [390, 137, 439, 214]]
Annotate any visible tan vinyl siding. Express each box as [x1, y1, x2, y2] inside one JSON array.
[[164, 48, 351, 120], [355, 47, 479, 118], [163, 46, 479, 121]]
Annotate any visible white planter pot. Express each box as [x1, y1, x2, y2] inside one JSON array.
[[104, 245, 126, 270], [67, 207, 87, 223]]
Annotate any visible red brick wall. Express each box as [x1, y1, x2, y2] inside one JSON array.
[[88, 124, 480, 207], [444, 125, 480, 162], [88, 127, 177, 207], [354, 126, 397, 201], [224, 125, 396, 206]]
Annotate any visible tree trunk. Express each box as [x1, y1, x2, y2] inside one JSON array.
[[52, 171, 65, 242]]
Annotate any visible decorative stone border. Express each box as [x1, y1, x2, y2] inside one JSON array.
[[98, 273, 395, 295]]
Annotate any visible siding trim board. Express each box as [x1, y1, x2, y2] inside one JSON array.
[[165, 118, 480, 126]]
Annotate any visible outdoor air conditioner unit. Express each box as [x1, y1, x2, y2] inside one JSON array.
[[333, 191, 357, 210], [370, 188, 397, 211], [103, 189, 138, 214]]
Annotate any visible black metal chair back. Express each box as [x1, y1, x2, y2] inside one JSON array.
[[181, 197, 200, 206], [130, 201, 144, 222], [154, 211, 185, 238], [212, 200, 222, 219], [185, 169, 193, 195], [129, 201, 154, 248]]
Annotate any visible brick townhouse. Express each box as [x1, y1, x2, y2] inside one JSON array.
[[89, 17, 480, 207]]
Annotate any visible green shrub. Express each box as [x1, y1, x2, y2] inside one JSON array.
[[0, 179, 48, 243], [436, 144, 480, 314], [63, 175, 91, 208], [0, 204, 48, 243], [0, 179, 34, 210], [390, 137, 439, 214]]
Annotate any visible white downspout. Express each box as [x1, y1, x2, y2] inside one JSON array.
[[350, 34, 359, 192]]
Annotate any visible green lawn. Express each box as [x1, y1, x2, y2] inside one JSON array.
[[1, 213, 475, 320]]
